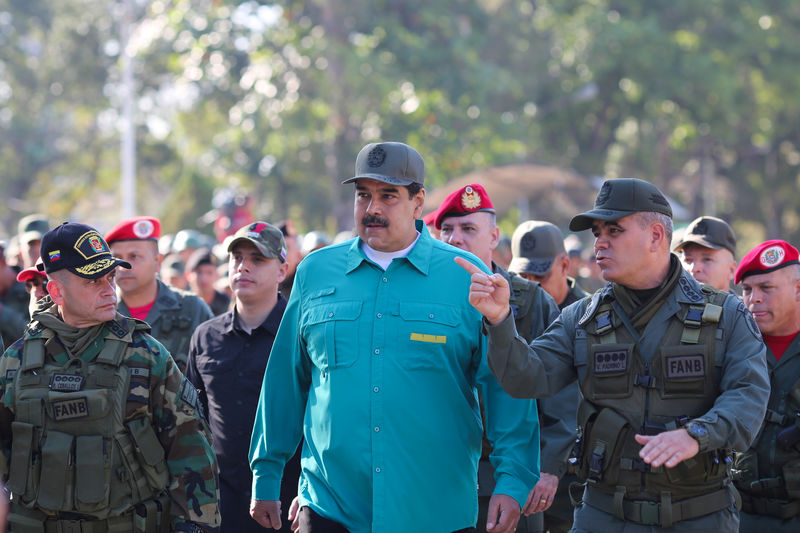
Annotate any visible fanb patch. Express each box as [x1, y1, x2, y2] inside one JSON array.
[[49, 373, 85, 392], [52, 397, 89, 421], [594, 349, 627, 374], [665, 354, 705, 379], [181, 379, 199, 409]]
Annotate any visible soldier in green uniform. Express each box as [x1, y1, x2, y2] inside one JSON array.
[[734, 240, 800, 532], [673, 216, 738, 293], [0, 222, 220, 532], [434, 183, 559, 533], [508, 220, 589, 533], [105, 217, 213, 372], [458, 178, 770, 532]]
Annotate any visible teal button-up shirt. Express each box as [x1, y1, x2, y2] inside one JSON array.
[[250, 221, 540, 533]]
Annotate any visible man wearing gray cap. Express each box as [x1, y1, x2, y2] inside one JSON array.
[[673, 216, 737, 292], [510, 220, 588, 310], [250, 142, 539, 533], [17, 214, 49, 269], [459, 178, 770, 532]]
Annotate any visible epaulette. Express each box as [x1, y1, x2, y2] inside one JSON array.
[[578, 284, 613, 327]]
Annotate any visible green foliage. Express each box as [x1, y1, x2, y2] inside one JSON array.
[[3, 0, 800, 246]]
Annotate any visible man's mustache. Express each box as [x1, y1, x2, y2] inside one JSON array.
[[362, 215, 388, 227]]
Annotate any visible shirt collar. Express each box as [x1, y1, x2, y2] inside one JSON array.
[[346, 219, 432, 276], [230, 294, 288, 335]]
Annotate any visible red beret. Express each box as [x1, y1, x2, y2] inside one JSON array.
[[433, 183, 495, 230], [735, 239, 800, 284], [422, 209, 438, 226], [17, 258, 46, 283], [105, 216, 161, 243]]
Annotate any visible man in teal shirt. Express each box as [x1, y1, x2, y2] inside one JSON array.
[[249, 142, 540, 533]]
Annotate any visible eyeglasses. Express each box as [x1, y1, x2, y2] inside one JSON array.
[[24, 277, 48, 294]]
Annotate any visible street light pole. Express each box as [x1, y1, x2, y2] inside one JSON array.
[[120, 0, 136, 218]]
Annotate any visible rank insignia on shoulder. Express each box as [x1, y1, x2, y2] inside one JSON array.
[[108, 320, 129, 339]]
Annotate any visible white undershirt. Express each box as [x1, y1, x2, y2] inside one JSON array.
[[362, 232, 421, 270]]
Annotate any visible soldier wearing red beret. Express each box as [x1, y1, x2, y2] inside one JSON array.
[[735, 240, 800, 532], [435, 183, 562, 533], [106, 216, 212, 371]]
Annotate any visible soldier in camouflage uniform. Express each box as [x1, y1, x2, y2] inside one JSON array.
[[0, 222, 220, 533], [434, 183, 559, 533], [105, 217, 213, 372], [460, 178, 770, 532]]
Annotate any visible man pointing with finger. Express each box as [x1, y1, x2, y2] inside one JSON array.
[[250, 142, 539, 533], [458, 177, 769, 532]]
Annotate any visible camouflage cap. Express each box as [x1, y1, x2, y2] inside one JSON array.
[[674, 216, 736, 256], [508, 221, 565, 276], [342, 142, 425, 187], [227, 221, 287, 262], [569, 178, 672, 232]]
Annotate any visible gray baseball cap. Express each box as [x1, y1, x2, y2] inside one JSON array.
[[674, 216, 736, 256], [18, 214, 50, 244], [569, 178, 673, 232], [509, 220, 566, 276], [342, 142, 425, 187]]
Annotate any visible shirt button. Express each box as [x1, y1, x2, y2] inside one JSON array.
[[382, 277, 388, 283], [376, 313, 382, 318], [373, 386, 380, 393], [374, 348, 380, 355], [375, 467, 381, 473], [328, 312, 334, 317], [236, 400, 243, 406], [374, 426, 380, 432], [428, 313, 434, 319]]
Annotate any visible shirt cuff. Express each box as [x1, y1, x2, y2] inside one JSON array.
[[493, 471, 538, 510], [251, 471, 282, 502]]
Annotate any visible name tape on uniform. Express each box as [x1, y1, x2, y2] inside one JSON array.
[[49, 373, 86, 392], [594, 349, 628, 374], [665, 355, 705, 379]]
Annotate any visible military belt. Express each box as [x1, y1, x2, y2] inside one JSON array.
[[582, 485, 732, 527], [741, 494, 800, 520]]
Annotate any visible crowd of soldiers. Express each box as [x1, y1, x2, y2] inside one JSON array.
[[0, 140, 798, 533]]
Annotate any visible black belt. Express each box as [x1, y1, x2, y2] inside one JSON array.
[[582, 484, 734, 527], [741, 493, 800, 520]]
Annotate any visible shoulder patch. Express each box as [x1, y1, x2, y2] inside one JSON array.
[[108, 319, 129, 338], [678, 276, 703, 302], [579, 292, 603, 327], [737, 301, 763, 342], [180, 379, 199, 409]]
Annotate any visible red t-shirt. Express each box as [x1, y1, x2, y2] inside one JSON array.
[[763, 331, 800, 361], [126, 301, 155, 321]]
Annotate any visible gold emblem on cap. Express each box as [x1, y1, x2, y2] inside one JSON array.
[[461, 186, 481, 210]]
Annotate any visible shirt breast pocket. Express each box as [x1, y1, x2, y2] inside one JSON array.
[[303, 300, 362, 371], [395, 302, 460, 371]]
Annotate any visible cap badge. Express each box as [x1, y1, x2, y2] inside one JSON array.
[[133, 220, 155, 238], [89, 236, 105, 253], [595, 182, 612, 205], [760, 245, 785, 267], [521, 234, 536, 252], [461, 186, 481, 210], [367, 146, 386, 167], [74, 231, 109, 259]]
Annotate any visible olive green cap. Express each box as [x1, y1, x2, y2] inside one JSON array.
[[342, 142, 425, 187], [508, 221, 565, 276], [674, 216, 736, 256], [569, 178, 672, 232]]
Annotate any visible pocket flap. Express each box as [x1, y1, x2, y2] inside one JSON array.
[[398, 302, 458, 326], [306, 300, 362, 325]]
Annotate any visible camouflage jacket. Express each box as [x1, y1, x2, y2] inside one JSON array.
[[0, 307, 220, 531], [118, 280, 213, 372]]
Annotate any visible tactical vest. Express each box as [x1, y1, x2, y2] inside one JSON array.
[[7, 319, 170, 524], [574, 285, 732, 503], [735, 365, 800, 518]]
